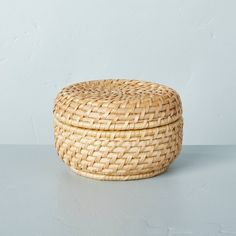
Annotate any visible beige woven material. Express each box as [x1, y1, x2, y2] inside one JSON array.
[[54, 79, 183, 180]]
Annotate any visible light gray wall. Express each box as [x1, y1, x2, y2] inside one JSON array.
[[1, 0, 236, 145]]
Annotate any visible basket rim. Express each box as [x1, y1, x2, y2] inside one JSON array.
[[54, 116, 183, 134]]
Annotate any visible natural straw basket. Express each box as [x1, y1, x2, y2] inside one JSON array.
[[53, 79, 183, 180]]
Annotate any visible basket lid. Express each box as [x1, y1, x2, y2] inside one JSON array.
[[53, 79, 182, 130]]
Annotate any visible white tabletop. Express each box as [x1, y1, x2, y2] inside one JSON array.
[[0, 145, 236, 235]]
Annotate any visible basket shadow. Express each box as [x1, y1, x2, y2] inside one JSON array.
[[167, 145, 236, 175]]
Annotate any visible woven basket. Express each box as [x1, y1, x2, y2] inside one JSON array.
[[53, 79, 183, 180]]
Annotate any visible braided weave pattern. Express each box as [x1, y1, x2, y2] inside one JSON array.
[[54, 117, 183, 180], [53, 79, 183, 180], [54, 80, 182, 130]]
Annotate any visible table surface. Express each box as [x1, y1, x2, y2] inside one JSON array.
[[0, 145, 236, 236]]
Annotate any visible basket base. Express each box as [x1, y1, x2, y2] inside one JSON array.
[[69, 167, 168, 181]]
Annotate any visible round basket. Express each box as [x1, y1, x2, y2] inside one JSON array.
[[53, 79, 183, 180]]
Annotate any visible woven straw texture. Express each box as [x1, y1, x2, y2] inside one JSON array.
[[54, 80, 182, 130], [54, 79, 183, 180]]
